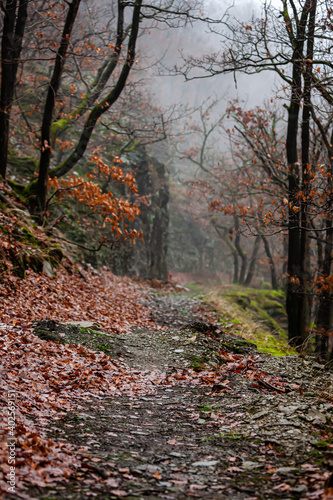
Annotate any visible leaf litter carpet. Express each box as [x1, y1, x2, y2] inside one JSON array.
[[1, 265, 333, 499]]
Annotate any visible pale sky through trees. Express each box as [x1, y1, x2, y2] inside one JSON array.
[[143, 0, 279, 114]]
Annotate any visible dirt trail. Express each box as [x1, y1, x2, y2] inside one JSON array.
[[24, 292, 333, 499]]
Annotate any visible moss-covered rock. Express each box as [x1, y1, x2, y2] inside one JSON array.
[[206, 286, 296, 357], [21, 179, 38, 205], [0, 214, 65, 279], [28, 254, 44, 273], [218, 286, 287, 336], [220, 338, 258, 354], [8, 151, 37, 176], [33, 320, 125, 359], [13, 225, 44, 247], [0, 179, 70, 281], [8, 248, 29, 278], [48, 246, 64, 267]]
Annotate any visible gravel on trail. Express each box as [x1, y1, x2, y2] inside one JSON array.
[[23, 291, 333, 499]]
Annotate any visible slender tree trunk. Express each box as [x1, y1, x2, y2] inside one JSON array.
[[50, 1, 125, 142], [47, 0, 142, 181], [315, 221, 332, 358], [260, 234, 278, 290], [234, 218, 247, 285], [149, 185, 169, 280], [314, 224, 324, 276], [211, 219, 239, 284], [0, 0, 28, 179], [235, 234, 247, 285], [316, 128, 333, 359], [299, 0, 317, 345], [232, 253, 239, 284], [36, 0, 82, 212], [285, 0, 311, 347], [244, 236, 261, 286]]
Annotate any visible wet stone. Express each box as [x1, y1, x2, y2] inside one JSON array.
[[24, 291, 333, 500]]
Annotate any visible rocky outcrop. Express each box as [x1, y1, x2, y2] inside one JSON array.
[[109, 146, 169, 280]]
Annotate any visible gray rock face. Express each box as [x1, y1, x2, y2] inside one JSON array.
[[42, 260, 55, 278], [64, 320, 103, 331], [192, 460, 219, 467]]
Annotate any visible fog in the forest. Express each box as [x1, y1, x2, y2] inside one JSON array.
[[1, 0, 330, 363], [139, 0, 278, 112]]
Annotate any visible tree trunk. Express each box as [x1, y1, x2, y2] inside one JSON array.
[[234, 218, 247, 285], [244, 236, 261, 286], [32, 0, 142, 213], [285, 0, 311, 347], [36, 0, 82, 212], [211, 220, 239, 284], [299, 0, 317, 346], [149, 185, 169, 280], [261, 234, 278, 290], [315, 221, 333, 359], [47, 0, 142, 181], [316, 128, 333, 359], [0, 0, 28, 179], [148, 156, 169, 280], [232, 252, 239, 284]]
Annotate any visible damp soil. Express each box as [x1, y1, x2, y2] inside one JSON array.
[[20, 291, 333, 499]]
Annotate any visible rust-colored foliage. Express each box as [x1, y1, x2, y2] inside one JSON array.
[[0, 261, 160, 493], [48, 153, 141, 240]]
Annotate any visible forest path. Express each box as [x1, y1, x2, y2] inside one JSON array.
[[26, 292, 332, 500]]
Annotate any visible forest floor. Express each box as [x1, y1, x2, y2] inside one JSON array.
[[1, 266, 333, 500]]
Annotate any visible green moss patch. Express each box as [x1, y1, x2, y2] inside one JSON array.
[[33, 320, 126, 359], [220, 286, 287, 335], [48, 246, 64, 267], [189, 355, 207, 372], [13, 225, 44, 247], [206, 286, 296, 357]]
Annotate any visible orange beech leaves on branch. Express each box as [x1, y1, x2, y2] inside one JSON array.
[[47, 153, 141, 241]]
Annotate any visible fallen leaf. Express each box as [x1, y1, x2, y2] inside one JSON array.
[[167, 439, 178, 445], [190, 484, 205, 490], [105, 478, 119, 487]]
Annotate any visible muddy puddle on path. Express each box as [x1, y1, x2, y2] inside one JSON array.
[[26, 294, 333, 499]]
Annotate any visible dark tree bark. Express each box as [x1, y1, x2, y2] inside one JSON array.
[[127, 149, 151, 277], [261, 234, 278, 290], [48, 0, 142, 181], [234, 217, 247, 285], [0, 0, 28, 179], [211, 220, 239, 284], [36, 0, 82, 212], [149, 184, 169, 280], [28, 0, 142, 213], [315, 128, 333, 359], [315, 219, 333, 359], [244, 235, 261, 287], [299, 0, 317, 345], [285, 0, 311, 347], [232, 252, 239, 284]]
